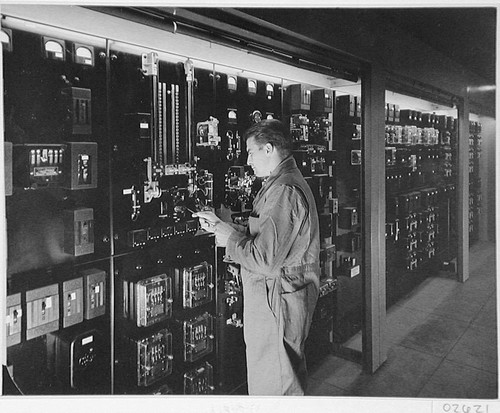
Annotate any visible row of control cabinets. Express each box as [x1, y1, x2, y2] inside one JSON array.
[[469, 121, 482, 241], [385, 100, 458, 306]]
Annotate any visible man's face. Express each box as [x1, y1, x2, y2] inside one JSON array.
[[246, 136, 270, 177]]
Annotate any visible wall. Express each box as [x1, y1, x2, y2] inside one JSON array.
[[480, 116, 496, 242]]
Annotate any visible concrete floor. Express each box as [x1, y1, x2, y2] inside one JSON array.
[[307, 241, 497, 399]]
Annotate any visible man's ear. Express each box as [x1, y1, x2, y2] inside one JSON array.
[[264, 142, 274, 155]]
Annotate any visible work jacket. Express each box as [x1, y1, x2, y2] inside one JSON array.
[[225, 155, 320, 395]]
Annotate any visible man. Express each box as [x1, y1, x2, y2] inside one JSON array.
[[194, 119, 320, 396]]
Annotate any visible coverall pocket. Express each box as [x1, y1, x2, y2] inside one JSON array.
[[265, 277, 280, 320]]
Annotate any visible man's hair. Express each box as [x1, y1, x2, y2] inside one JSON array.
[[243, 119, 292, 157]]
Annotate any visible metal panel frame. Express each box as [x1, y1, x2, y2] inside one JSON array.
[[361, 63, 387, 372]]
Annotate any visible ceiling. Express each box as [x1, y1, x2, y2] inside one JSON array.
[[373, 8, 496, 84], [240, 7, 496, 85]]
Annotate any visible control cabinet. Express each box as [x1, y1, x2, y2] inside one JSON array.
[[468, 120, 482, 244], [2, 8, 371, 395], [385, 97, 458, 307]]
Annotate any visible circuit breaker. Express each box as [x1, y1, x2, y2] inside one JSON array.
[[64, 208, 94, 256], [64, 142, 98, 190], [26, 284, 60, 340], [62, 277, 84, 328], [82, 268, 106, 320]]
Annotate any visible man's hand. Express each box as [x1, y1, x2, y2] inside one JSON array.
[[193, 210, 235, 247], [192, 210, 220, 233]]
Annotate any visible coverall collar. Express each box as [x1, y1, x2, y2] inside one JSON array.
[[262, 155, 297, 187]]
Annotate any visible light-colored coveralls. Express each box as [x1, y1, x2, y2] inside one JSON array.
[[225, 156, 320, 395]]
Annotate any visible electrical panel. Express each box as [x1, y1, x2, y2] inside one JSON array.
[[0, 14, 413, 396]]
